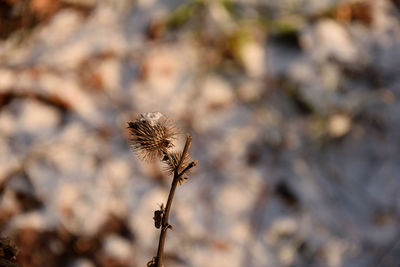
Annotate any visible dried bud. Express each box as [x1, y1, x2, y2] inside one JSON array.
[[128, 112, 177, 161], [153, 204, 164, 229], [162, 152, 192, 185]]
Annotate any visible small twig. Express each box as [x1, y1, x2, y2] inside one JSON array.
[[177, 135, 192, 171], [178, 160, 197, 177], [155, 136, 192, 267]]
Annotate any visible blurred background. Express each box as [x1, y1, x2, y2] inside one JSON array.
[[0, 0, 400, 266]]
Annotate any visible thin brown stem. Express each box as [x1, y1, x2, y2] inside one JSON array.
[[155, 136, 192, 267]]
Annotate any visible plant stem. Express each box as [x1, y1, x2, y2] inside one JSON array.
[[155, 136, 192, 267]]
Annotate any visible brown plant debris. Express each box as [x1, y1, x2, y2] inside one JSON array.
[[0, 237, 21, 267]]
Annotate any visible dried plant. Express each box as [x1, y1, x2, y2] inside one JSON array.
[[127, 112, 197, 267]]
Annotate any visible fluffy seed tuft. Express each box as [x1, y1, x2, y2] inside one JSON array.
[[128, 112, 177, 161]]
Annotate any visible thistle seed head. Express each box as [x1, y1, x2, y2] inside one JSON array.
[[128, 112, 177, 161]]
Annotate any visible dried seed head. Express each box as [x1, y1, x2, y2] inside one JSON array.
[[162, 151, 192, 185], [128, 112, 177, 161]]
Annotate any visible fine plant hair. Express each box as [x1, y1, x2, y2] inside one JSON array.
[[127, 112, 197, 267]]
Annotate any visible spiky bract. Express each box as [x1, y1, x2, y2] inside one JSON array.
[[162, 151, 191, 185]]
